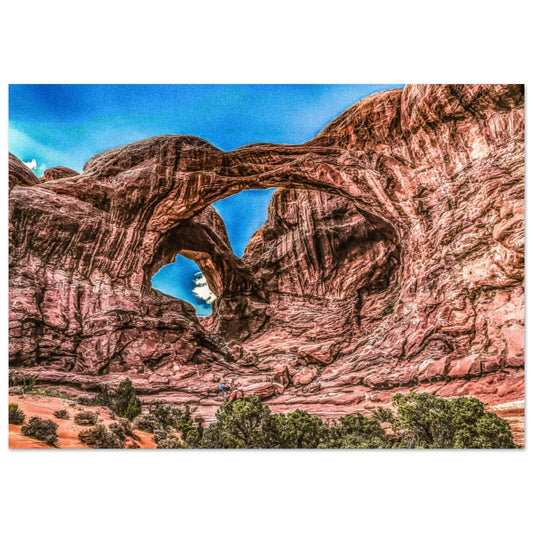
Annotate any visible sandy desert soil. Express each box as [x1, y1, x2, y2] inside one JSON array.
[[9, 394, 156, 449]]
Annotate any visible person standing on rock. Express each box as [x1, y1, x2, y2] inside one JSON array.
[[218, 383, 229, 401]]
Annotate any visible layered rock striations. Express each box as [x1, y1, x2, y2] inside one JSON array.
[[9, 85, 524, 438], [9, 153, 39, 189]]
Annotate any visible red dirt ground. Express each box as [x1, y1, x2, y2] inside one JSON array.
[[8, 394, 156, 449]]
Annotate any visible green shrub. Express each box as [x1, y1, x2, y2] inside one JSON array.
[[154, 429, 182, 449], [181, 425, 202, 448], [269, 410, 328, 448], [148, 402, 185, 428], [74, 411, 99, 426], [390, 392, 516, 449], [133, 413, 161, 433], [109, 419, 138, 442], [79, 392, 515, 449], [21, 417, 58, 446], [125, 397, 142, 421], [8, 378, 69, 399], [9, 403, 25, 425], [114, 379, 142, 420], [212, 396, 272, 448], [75, 396, 95, 406], [9, 377, 37, 393], [94, 386, 114, 409], [325, 413, 390, 449], [197, 392, 516, 449], [54, 409, 69, 420], [372, 406, 394, 424], [78, 424, 124, 448], [77, 381, 142, 421], [201, 421, 224, 449]]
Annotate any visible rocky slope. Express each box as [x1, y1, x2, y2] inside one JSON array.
[[9, 84, 524, 441]]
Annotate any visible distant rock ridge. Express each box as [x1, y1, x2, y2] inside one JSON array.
[[9, 84, 524, 441], [41, 166, 79, 182]]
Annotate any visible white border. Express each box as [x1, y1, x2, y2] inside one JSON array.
[[1, 1, 530, 532]]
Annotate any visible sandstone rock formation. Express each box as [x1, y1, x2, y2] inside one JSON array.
[[41, 166, 79, 182], [9, 84, 524, 440], [9, 153, 38, 189]]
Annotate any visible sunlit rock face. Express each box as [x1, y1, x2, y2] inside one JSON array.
[[41, 166, 79, 183], [9, 84, 524, 440]]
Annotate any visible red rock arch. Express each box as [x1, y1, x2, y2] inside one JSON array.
[[9, 85, 524, 434]]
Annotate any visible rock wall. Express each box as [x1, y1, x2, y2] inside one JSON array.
[[9, 84, 524, 437]]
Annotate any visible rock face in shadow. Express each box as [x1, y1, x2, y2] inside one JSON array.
[[9, 84, 524, 439]]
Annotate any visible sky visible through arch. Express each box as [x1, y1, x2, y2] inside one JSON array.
[[9, 83, 404, 315]]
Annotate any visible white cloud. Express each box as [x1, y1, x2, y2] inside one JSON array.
[[9, 123, 81, 177], [192, 272, 217, 304], [23, 158, 37, 171]]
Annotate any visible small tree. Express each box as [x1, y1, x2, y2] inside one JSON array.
[[268, 410, 328, 448], [94, 385, 114, 409], [448, 397, 516, 449], [202, 421, 224, 449], [326, 413, 390, 449], [214, 396, 272, 448], [109, 418, 138, 442], [54, 409, 69, 420], [125, 396, 142, 421], [391, 392, 453, 448], [390, 392, 516, 449], [148, 402, 177, 428], [114, 379, 142, 420]]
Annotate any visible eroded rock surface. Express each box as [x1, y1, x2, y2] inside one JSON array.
[[41, 166, 79, 182], [9, 153, 38, 189], [9, 84, 524, 440]]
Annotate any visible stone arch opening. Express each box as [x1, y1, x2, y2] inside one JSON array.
[[143, 178, 401, 343], [110, 136, 407, 345], [151, 188, 277, 316], [152, 255, 216, 316]]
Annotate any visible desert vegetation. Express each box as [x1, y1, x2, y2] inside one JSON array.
[[78, 420, 138, 449], [77, 378, 142, 421], [74, 411, 99, 426], [9, 403, 25, 425], [142, 393, 516, 449], [8, 377, 517, 449], [21, 416, 59, 446]]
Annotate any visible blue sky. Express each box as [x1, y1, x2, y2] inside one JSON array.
[[9, 84, 404, 315]]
